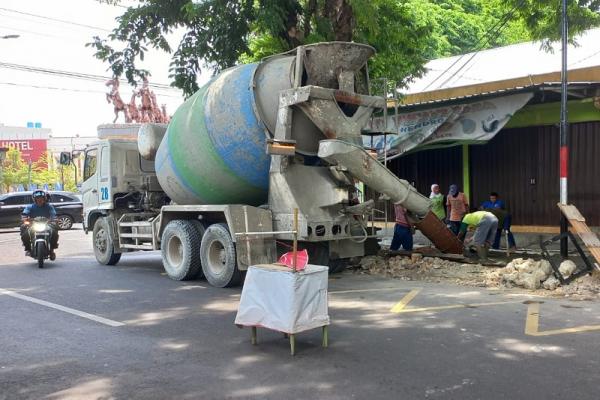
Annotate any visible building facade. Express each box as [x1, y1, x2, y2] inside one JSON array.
[[368, 29, 600, 228]]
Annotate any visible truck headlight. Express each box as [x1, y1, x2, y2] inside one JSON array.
[[33, 222, 47, 232]]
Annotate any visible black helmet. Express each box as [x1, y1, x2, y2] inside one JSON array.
[[32, 190, 48, 201]]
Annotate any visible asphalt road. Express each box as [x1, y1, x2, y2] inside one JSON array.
[[1, 226, 600, 400]]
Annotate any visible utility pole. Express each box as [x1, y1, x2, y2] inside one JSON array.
[[559, 0, 569, 258]]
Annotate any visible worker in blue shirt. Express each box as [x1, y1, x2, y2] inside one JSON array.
[[481, 192, 506, 210], [480, 192, 516, 250], [20, 190, 59, 258]]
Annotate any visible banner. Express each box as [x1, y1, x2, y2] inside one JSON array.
[[0, 139, 48, 163], [364, 93, 533, 159]]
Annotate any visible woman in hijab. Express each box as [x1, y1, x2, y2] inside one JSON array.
[[429, 184, 446, 220]]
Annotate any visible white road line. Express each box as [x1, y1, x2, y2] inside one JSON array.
[[0, 289, 125, 327]]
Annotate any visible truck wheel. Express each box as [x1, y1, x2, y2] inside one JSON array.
[[328, 258, 348, 273], [161, 220, 202, 281], [188, 220, 207, 278], [93, 217, 122, 265], [200, 223, 241, 288]]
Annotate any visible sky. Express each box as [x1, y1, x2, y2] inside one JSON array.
[[0, 0, 210, 137]]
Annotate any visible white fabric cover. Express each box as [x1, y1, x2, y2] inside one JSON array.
[[235, 264, 330, 334]]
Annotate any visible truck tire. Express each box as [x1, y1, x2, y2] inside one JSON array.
[[200, 223, 241, 288], [93, 217, 121, 265], [188, 219, 207, 278], [328, 258, 348, 273], [161, 220, 202, 281]]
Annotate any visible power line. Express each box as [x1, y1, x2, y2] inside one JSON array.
[[0, 81, 105, 94], [0, 81, 181, 98], [0, 6, 111, 32], [421, 0, 525, 91], [0, 61, 179, 92], [0, 23, 83, 41], [435, 4, 522, 90]]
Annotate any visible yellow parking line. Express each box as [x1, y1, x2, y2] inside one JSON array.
[[390, 288, 422, 313], [525, 302, 600, 336], [524, 302, 541, 335], [395, 300, 523, 314], [330, 288, 403, 295]]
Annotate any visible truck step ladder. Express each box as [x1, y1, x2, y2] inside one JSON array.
[[117, 213, 159, 251]]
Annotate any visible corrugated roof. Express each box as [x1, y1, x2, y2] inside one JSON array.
[[399, 28, 600, 106]]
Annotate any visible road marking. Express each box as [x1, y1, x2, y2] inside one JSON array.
[[396, 300, 523, 314], [330, 287, 404, 295], [390, 288, 422, 313], [0, 289, 125, 327], [390, 288, 524, 314], [525, 302, 600, 336]]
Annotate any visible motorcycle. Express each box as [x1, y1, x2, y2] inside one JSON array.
[[25, 217, 55, 268]]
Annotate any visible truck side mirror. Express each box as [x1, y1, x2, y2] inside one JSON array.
[[59, 152, 72, 165]]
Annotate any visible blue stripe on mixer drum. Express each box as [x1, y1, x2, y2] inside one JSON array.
[[204, 63, 271, 190]]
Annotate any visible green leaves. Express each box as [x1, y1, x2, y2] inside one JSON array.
[[90, 0, 600, 97], [510, 0, 600, 49]]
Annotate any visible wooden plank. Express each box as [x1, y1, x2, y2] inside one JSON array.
[[579, 232, 600, 248], [511, 225, 560, 234], [559, 205, 600, 265], [558, 204, 586, 222]]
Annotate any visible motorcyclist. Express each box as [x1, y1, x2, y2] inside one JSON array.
[[20, 190, 59, 259]]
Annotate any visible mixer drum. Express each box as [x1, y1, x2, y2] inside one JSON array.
[[154, 55, 324, 205]]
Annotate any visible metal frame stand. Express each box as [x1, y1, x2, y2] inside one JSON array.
[[540, 231, 595, 284]]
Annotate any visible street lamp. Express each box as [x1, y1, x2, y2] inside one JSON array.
[[1, 34, 20, 39]]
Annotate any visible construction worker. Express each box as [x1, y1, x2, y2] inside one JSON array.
[[446, 184, 469, 235], [480, 192, 517, 250], [429, 184, 446, 220], [457, 210, 498, 262], [390, 203, 413, 251]]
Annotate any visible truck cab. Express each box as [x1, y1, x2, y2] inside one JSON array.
[[81, 138, 163, 233]]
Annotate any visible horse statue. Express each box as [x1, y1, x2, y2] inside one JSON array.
[[105, 78, 129, 123]]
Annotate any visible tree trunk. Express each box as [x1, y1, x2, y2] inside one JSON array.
[[304, 0, 317, 38], [324, 0, 354, 42]]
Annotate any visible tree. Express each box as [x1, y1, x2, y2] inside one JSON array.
[[509, 0, 600, 49], [91, 0, 600, 95], [0, 148, 76, 193], [1, 147, 29, 192], [91, 0, 437, 93]]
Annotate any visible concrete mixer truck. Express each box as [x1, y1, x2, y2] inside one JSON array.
[[78, 42, 462, 288]]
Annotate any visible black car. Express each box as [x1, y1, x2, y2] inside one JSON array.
[[0, 191, 83, 230]]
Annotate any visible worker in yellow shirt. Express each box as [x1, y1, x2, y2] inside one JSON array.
[[457, 210, 498, 262]]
